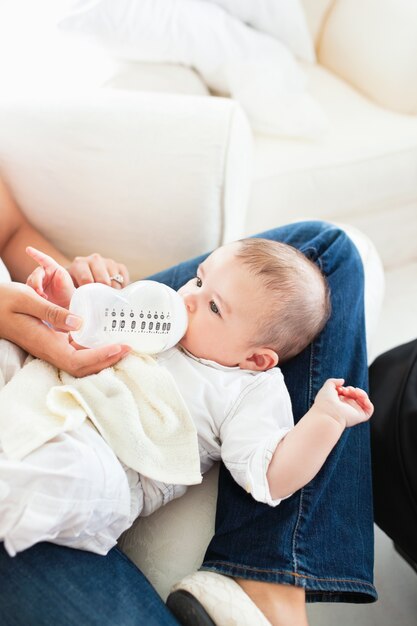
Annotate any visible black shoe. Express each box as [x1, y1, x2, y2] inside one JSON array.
[[167, 589, 215, 626]]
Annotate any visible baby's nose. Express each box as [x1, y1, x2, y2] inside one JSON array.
[[182, 292, 197, 314]]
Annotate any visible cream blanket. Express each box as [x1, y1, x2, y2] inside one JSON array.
[[0, 354, 202, 486]]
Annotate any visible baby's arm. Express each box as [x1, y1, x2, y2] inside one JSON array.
[[26, 246, 76, 309], [267, 379, 374, 500]]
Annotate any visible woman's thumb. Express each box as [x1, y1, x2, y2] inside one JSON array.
[[44, 305, 82, 331], [19, 287, 82, 331]]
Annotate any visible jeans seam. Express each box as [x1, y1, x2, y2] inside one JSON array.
[[291, 339, 315, 575], [201, 562, 376, 588], [290, 242, 324, 577], [114, 547, 148, 574], [300, 245, 318, 262], [292, 490, 302, 574]]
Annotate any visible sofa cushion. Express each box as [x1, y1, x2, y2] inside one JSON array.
[[118, 464, 219, 601], [245, 64, 417, 267], [318, 0, 417, 115], [104, 61, 209, 96], [301, 0, 335, 48]]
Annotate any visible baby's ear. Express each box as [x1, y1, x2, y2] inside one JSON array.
[[240, 349, 278, 371]]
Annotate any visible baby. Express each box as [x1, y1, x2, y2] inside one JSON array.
[[0, 239, 373, 556]]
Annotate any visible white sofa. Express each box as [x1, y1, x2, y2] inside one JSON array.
[[0, 0, 415, 603]]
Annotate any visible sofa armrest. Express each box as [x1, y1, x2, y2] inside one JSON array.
[[0, 89, 252, 279], [318, 0, 417, 114]]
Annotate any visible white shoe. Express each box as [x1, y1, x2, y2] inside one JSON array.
[[167, 571, 272, 626]]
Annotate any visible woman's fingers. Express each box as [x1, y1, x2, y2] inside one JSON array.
[[15, 284, 82, 331], [69, 256, 95, 286], [86, 254, 112, 285], [116, 263, 130, 287], [67, 341, 131, 377], [102, 261, 130, 288], [68, 254, 130, 288]]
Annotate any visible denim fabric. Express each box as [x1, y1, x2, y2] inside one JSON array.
[[0, 543, 180, 626], [150, 221, 377, 603], [0, 221, 376, 624]]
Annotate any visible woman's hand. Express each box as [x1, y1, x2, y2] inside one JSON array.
[[26, 246, 76, 308], [67, 253, 130, 290], [0, 283, 130, 377], [26, 247, 131, 306], [314, 378, 374, 428]]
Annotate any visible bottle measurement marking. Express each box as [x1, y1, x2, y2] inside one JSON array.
[[104, 308, 171, 333]]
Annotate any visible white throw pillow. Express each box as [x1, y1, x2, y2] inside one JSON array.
[[197, 0, 315, 62], [59, 0, 327, 139]]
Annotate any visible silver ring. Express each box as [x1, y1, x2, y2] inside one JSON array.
[[109, 273, 124, 286]]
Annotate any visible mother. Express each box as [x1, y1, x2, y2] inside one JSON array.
[[0, 176, 376, 626]]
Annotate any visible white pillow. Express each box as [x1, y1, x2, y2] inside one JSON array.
[[59, 0, 326, 139], [197, 0, 316, 62]]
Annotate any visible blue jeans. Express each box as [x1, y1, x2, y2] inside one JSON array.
[[151, 220, 376, 603], [0, 221, 376, 625]]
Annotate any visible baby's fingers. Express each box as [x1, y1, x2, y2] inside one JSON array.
[[26, 246, 60, 272], [26, 266, 47, 298], [338, 385, 363, 399], [356, 392, 374, 416], [338, 385, 374, 417]]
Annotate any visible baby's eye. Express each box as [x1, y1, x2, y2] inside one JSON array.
[[195, 277, 202, 287], [210, 300, 220, 315]]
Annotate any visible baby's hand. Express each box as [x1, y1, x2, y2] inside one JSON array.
[[314, 378, 374, 428], [26, 247, 75, 309]]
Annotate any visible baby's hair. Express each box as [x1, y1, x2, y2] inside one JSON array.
[[235, 238, 331, 362]]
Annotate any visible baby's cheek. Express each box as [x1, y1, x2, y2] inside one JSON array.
[[185, 323, 206, 352]]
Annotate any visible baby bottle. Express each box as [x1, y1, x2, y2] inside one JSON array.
[[69, 280, 188, 354]]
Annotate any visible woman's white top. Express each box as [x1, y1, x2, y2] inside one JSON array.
[[0, 259, 11, 282], [0, 259, 27, 386]]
